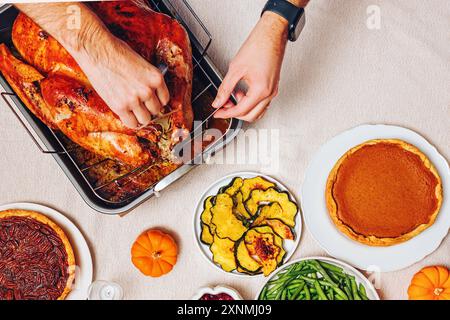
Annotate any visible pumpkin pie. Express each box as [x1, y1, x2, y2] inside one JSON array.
[[0, 210, 75, 300], [326, 139, 443, 246]]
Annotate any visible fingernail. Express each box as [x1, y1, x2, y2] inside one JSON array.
[[212, 98, 221, 108]]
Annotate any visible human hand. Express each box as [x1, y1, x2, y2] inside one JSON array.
[[15, 2, 170, 129], [73, 33, 170, 128], [212, 12, 289, 122]]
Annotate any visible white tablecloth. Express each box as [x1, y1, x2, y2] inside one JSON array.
[[0, 0, 449, 300]]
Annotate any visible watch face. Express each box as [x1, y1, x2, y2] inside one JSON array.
[[291, 10, 305, 41]]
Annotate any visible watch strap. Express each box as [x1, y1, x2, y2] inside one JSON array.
[[262, 0, 300, 23], [262, 0, 305, 41]]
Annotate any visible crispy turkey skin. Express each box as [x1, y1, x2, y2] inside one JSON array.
[[0, 1, 193, 167]]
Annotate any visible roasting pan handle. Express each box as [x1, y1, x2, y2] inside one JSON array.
[[1, 92, 64, 154], [153, 164, 195, 196], [181, 0, 212, 58]]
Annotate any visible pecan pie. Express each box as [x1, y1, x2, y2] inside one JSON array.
[[326, 139, 443, 246], [0, 210, 75, 300]]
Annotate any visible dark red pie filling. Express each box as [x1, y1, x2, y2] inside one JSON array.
[[0, 216, 70, 300], [200, 293, 234, 300]]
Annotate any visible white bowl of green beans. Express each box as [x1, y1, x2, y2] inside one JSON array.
[[256, 257, 380, 300]]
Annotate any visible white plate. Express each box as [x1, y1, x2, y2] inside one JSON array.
[[256, 256, 380, 300], [302, 124, 450, 272], [193, 171, 302, 277], [0, 202, 93, 300]]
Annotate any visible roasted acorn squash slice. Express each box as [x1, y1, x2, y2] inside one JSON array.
[[235, 238, 262, 273], [252, 226, 286, 265], [237, 266, 252, 274], [244, 228, 280, 276], [200, 196, 216, 233], [210, 235, 237, 272], [246, 188, 298, 227], [224, 177, 244, 196], [200, 223, 214, 245], [211, 193, 247, 241], [233, 192, 252, 220], [240, 176, 276, 200], [253, 218, 295, 240]]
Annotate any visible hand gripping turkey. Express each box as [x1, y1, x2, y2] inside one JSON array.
[[0, 1, 193, 168]]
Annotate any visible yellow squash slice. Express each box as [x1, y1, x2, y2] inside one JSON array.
[[211, 193, 247, 241], [246, 188, 298, 227], [210, 235, 237, 272]]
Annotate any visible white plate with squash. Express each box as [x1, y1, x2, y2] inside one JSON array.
[[193, 172, 302, 277]]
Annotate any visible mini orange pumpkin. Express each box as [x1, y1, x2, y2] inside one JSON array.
[[408, 266, 450, 300], [131, 229, 178, 278]]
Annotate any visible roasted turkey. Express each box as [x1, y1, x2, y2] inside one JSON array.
[[0, 1, 193, 167]]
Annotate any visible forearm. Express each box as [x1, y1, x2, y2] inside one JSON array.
[[14, 2, 111, 58], [261, 0, 310, 41]]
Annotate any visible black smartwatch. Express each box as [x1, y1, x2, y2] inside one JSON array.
[[262, 0, 305, 42]]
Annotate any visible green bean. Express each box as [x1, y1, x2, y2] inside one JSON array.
[[286, 285, 298, 291], [351, 278, 361, 300], [359, 283, 366, 294], [289, 279, 306, 284], [359, 283, 369, 300], [269, 281, 288, 293], [266, 292, 278, 300], [281, 288, 287, 300], [268, 275, 289, 285], [262, 260, 372, 301], [287, 281, 305, 290], [319, 280, 336, 288], [331, 286, 348, 299], [303, 286, 311, 300], [277, 278, 294, 300], [287, 290, 293, 300], [274, 286, 284, 300], [284, 269, 316, 278], [328, 288, 334, 300], [309, 260, 337, 286], [267, 278, 283, 285], [335, 294, 346, 300], [292, 261, 305, 270], [291, 282, 305, 300], [297, 275, 314, 284], [314, 281, 328, 300], [344, 277, 353, 299], [277, 276, 300, 300], [319, 261, 344, 274], [282, 263, 303, 277], [359, 290, 369, 300], [260, 285, 268, 300]]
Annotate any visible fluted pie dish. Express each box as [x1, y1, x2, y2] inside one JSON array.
[[301, 125, 450, 271], [0, 210, 76, 300], [326, 139, 443, 246]]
